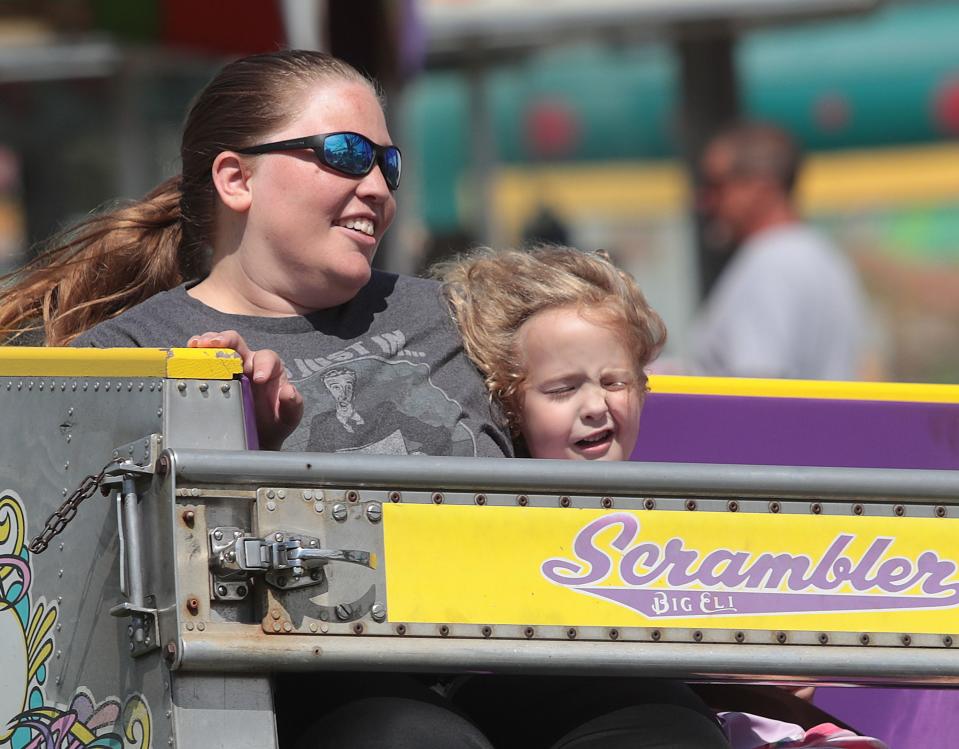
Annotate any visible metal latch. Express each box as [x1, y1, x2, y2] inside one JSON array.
[[103, 447, 160, 658], [210, 528, 376, 592]]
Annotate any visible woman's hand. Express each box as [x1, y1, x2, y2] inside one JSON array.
[[187, 330, 304, 450]]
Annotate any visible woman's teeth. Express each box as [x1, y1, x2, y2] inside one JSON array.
[[338, 218, 374, 236]]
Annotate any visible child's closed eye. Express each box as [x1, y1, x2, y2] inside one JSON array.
[[602, 375, 634, 391], [543, 384, 576, 399]]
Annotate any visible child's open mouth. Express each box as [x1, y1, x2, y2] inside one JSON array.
[[575, 429, 613, 450]]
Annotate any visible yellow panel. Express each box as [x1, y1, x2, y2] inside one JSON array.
[[384, 504, 959, 634], [163, 348, 244, 380], [0, 347, 242, 380], [648, 374, 959, 404]]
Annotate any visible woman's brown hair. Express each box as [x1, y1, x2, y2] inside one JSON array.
[[437, 245, 667, 436], [0, 50, 373, 345]]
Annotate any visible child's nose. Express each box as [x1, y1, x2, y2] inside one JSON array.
[[580, 387, 609, 420]]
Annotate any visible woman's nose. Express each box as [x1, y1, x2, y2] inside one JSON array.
[[357, 162, 392, 202]]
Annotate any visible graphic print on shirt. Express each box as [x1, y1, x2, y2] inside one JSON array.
[[287, 329, 478, 456]]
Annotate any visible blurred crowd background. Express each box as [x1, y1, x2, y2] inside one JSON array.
[[1, 0, 958, 382]]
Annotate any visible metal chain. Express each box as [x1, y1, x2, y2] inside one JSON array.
[[28, 457, 124, 555]]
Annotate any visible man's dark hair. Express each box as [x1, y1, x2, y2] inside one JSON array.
[[715, 121, 803, 195]]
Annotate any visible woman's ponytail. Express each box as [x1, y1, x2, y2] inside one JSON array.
[[0, 175, 198, 345]]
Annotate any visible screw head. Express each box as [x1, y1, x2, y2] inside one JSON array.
[[213, 529, 223, 541], [216, 585, 228, 597], [371, 603, 387, 622], [332, 504, 348, 522], [366, 503, 383, 523]]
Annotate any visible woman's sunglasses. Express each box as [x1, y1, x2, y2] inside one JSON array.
[[238, 131, 402, 191]]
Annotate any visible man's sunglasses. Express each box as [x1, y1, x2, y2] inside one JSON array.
[[238, 131, 402, 191]]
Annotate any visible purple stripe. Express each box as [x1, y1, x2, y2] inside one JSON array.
[[584, 587, 958, 618], [239, 375, 259, 450], [632, 392, 959, 469]]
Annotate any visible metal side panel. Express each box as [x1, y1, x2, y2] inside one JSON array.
[[0, 377, 168, 748], [171, 674, 276, 749], [163, 380, 249, 450], [0, 376, 253, 749], [168, 449, 959, 686]]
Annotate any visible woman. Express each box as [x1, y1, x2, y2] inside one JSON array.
[[0, 50, 510, 457]]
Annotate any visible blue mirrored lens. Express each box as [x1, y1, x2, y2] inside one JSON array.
[[382, 147, 402, 190], [323, 133, 375, 175]]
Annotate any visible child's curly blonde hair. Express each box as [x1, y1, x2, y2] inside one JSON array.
[[436, 245, 667, 436]]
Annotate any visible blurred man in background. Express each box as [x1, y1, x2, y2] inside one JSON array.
[[688, 122, 867, 380]]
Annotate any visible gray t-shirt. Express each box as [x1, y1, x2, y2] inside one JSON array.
[[75, 272, 513, 458], [689, 223, 866, 380]]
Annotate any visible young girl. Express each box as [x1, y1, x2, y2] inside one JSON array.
[[439, 244, 666, 461], [439, 245, 879, 749], [437, 246, 743, 748]]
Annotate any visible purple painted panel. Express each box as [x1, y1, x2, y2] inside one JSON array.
[[631, 390, 959, 746], [631, 392, 959, 470], [814, 687, 959, 749], [240, 375, 259, 450]]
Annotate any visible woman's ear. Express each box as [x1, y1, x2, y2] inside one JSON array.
[[211, 151, 253, 213]]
